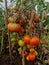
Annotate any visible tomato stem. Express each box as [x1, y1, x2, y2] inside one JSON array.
[[22, 47, 25, 65], [29, 9, 34, 36]]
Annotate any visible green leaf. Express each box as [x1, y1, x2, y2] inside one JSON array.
[[44, 16, 49, 25]]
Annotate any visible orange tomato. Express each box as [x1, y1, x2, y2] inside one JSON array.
[[34, 13, 40, 23], [23, 35, 30, 44], [8, 17, 14, 23], [8, 23, 21, 32], [33, 51, 38, 56], [28, 53, 35, 61], [30, 36, 40, 46], [27, 44, 31, 49], [30, 48, 35, 53]]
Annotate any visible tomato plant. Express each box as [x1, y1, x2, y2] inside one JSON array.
[[0, 0, 49, 65]]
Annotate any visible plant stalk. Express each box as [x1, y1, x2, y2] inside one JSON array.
[[4, 0, 12, 63], [0, 30, 4, 55], [22, 47, 25, 65]]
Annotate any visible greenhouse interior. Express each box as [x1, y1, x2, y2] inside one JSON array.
[[0, 0, 49, 65]]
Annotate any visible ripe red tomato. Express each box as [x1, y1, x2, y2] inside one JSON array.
[[16, 18, 25, 24], [28, 53, 35, 61], [23, 35, 30, 44], [8, 23, 21, 32], [30, 36, 40, 46], [24, 51, 28, 56], [34, 14, 40, 23], [16, 19, 22, 24], [20, 27, 25, 33]]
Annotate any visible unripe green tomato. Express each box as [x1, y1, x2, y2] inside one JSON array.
[[18, 40, 25, 47]]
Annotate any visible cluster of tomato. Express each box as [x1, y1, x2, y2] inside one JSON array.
[[18, 35, 39, 61], [7, 11, 47, 32], [7, 10, 47, 62], [24, 48, 38, 61], [8, 17, 25, 33], [18, 35, 40, 47], [24, 35, 40, 46]]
